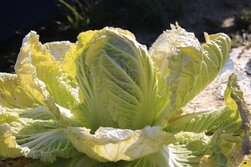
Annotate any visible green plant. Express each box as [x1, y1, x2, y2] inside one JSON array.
[[57, 0, 185, 31], [57, 0, 90, 30], [0, 25, 249, 166]]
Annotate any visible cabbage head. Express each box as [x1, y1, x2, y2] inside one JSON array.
[[0, 24, 250, 167]]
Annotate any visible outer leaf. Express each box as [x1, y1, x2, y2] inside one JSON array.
[[63, 30, 97, 83], [44, 41, 72, 61], [77, 27, 159, 130], [120, 144, 202, 167], [222, 74, 250, 165], [186, 33, 231, 101], [13, 31, 84, 125], [0, 73, 40, 108], [150, 24, 231, 123], [0, 106, 55, 124], [149, 24, 203, 123], [25, 155, 116, 167], [17, 106, 54, 120], [15, 31, 79, 110], [66, 126, 173, 162], [1, 118, 78, 163], [0, 124, 28, 158], [166, 107, 241, 134], [0, 108, 19, 123]]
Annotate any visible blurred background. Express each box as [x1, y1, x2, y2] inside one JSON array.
[[0, 0, 251, 72]]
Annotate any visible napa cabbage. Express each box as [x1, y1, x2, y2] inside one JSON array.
[[0, 24, 249, 167]]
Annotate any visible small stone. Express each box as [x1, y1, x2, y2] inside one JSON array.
[[245, 59, 251, 75]]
